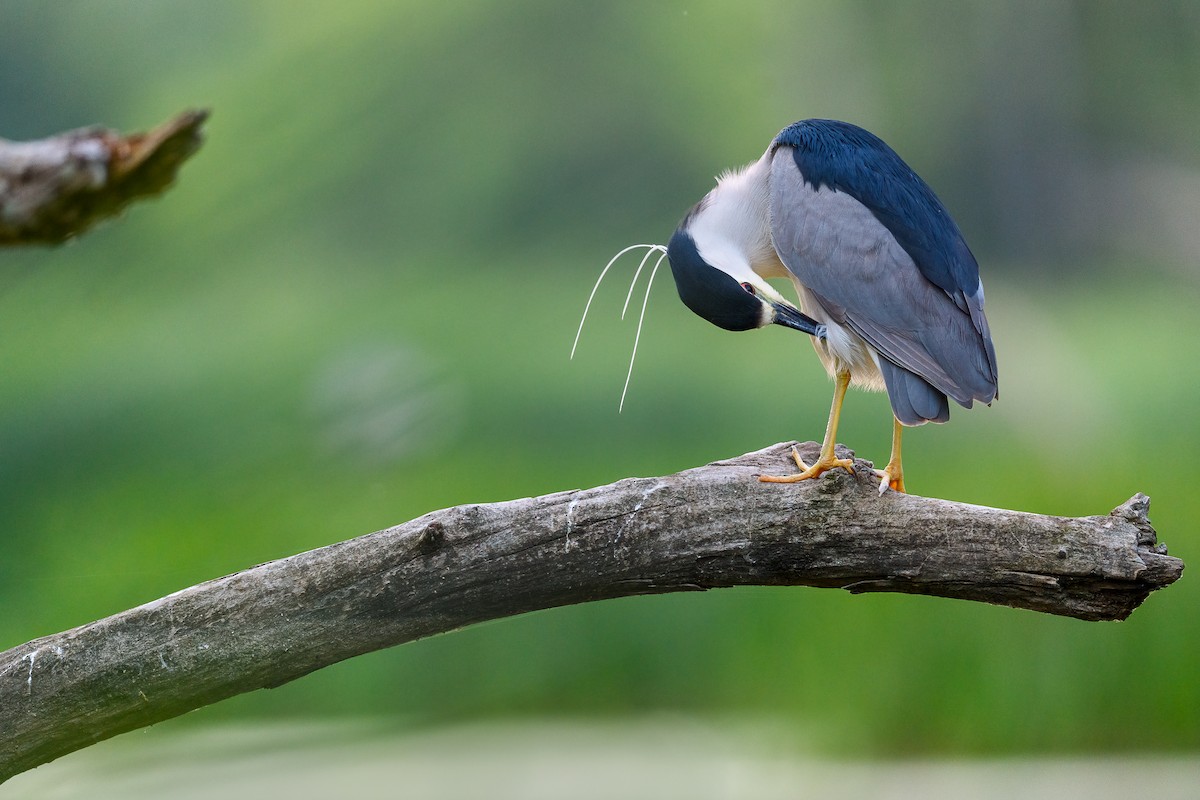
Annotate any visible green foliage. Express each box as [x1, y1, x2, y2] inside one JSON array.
[[1, 0, 1197, 756]]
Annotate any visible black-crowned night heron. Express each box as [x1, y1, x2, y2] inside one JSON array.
[[577, 119, 997, 494]]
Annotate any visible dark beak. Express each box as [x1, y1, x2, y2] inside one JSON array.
[[771, 302, 826, 340]]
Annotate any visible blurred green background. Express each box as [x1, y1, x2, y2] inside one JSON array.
[[1, 0, 1197, 765]]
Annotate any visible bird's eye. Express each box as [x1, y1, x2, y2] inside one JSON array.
[[740, 282, 756, 296]]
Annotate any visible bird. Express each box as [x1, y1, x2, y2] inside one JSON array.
[[661, 119, 998, 493]]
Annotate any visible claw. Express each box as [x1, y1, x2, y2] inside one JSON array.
[[874, 466, 905, 494], [760, 445, 855, 484]]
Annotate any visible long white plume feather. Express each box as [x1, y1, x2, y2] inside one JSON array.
[[570, 244, 661, 360], [619, 248, 668, 412], [620, 245, 664, 319], [571, 243, 669, 411]]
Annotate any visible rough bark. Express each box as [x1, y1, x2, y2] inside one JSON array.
[[0, 442, 1182, 783], [0, 110, 207, 245]]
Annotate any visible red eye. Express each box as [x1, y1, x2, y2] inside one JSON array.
[[740, 282, 756, 296]]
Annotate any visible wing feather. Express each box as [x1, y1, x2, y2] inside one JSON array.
[[769, 143, 997, 407]]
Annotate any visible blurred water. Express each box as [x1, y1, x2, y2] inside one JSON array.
[[7, 719, 1197, 800]]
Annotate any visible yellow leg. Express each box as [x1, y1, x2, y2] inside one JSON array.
[[760, 369, 856, 484], [874, 417, 906, 494]]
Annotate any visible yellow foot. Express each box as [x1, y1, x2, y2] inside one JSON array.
[[759, 446, 856, 484], [874, 466, 905, 495]]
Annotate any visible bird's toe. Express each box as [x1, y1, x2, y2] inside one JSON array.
[[874, 466, 905, 495], [760, 449, 855, 484]]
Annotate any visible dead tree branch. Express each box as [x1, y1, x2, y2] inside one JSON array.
[[0, 441, 1183, 783], [0, 110, 207, 245]]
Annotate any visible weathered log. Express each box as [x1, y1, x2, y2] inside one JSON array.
[[0, 441, 1182, 783], [0, 110, 207, 245]]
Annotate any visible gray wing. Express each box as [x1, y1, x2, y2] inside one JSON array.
[[768, 147, 997, 413]]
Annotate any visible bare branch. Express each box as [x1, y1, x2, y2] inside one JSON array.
[[0, 110, 207, 245], [0, 442, 1182, 783]]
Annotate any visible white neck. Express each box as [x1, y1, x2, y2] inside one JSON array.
[[689, 150, 785, 281]]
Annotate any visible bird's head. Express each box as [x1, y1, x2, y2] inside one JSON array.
[[666, 208, 824, 338]]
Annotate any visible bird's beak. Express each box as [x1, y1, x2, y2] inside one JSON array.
[[771, 302, 826, 340]]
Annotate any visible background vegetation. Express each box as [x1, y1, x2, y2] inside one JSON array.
[[1, 0, 1196, 761]]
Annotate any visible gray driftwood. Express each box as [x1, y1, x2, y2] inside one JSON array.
[[0, 442, 1182, 783], [0, 110, 207, 245]]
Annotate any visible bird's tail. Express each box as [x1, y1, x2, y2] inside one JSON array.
[[878, 360, 951, 426]]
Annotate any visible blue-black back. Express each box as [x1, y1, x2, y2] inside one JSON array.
[[773, 119, 979, 302]]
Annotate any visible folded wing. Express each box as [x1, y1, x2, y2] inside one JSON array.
[[768, 123, 998, 424]]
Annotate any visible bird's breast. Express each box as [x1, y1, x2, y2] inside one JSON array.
[[793, 282, 887, 392]]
